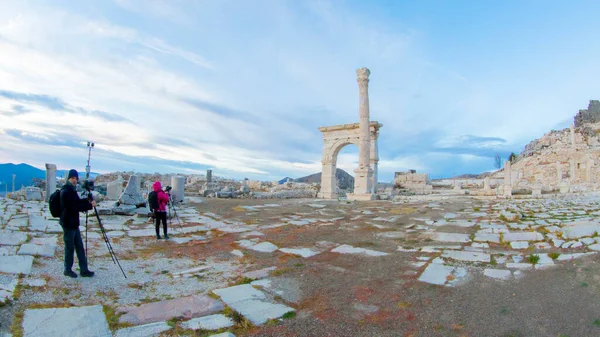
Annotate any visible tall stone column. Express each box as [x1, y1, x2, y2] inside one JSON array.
[[570, 124, 576, 148], [206, 170, 212, 183], [45, 164, 56, 202], [369, 128, 379, 194], [318, 161, 337, 199], [350, 67, 374, 199], [503, 161, 512, 197], [569, 158, 575, 182], [556, 161, 562, 185]]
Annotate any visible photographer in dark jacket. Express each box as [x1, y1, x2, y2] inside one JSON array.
[[60, 169, 96, 278]]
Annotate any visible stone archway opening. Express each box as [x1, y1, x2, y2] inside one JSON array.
[[317, 122, 381, 199]]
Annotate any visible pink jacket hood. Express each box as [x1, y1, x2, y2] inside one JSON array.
[[152, 181, 162, 192]]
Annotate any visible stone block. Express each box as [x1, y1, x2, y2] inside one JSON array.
[[119, 295, 224, 325], [23, 305, 111, 337]]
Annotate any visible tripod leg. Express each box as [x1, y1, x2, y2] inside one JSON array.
[[85, 212, 89, 261]]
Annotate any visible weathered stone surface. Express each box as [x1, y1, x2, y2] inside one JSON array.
[[114, 322, 172, 337], [442, 250, 490, 263], [213, 284, 295, 326], [119, 295, 224, 325], [17, 244, 56, 257], [502, 232, 544, 242], [114, 205, 137, 216], [0, 255, 34, 274], [180, 314, 234, 331], [474, 233, 501, 243], [506, 263, 533, 270], [418, 263, 454, 285], [0, 230, 28, 245], [248, 242, 279, 253], [279, 247, 320, 258], [119, 175, 145, 206], [243, 267, 277, 280], [510, 241, 530, 249], [432, 232, 470, 243], [331, 244, 388, 256], [561, 223, 600, 239], [23, 305, 111, 337], [209, 333, 236, 337]]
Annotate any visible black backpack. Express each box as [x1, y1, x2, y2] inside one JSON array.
[[49, 189, 62, 218], [148, 191, 159, 210]]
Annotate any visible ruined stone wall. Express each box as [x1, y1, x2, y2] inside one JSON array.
[[574, 100, 600, 127]]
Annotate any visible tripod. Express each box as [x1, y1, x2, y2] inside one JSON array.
[[167, 193, 184, 232], [86, 189, 127, 279]]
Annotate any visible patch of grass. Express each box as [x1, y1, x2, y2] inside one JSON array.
[[473, 207, 480, 212], [527, 254, 540, 265], [594, 319, 600, 327], [160, 270, 169, 274], [103, 305, 133, 331], [500, 306, 509, 314], [223, 305, 254, 331], [282, 311, 296, 319], [499, 214, 509, 222], [593, 231, 599, 238], [10, 309, 25, 337], [581, 282, 589, 288], [397, 301, 412, 308], [127, 283, 144, 290], [270, 268, 292, 277], [490, 256, 497, 266], [354, 241, 376, 248], [231, 276, 255, 286], [548, 252, 561, 260], [434, 324, 445, 331], [293, 263, 304, 268]]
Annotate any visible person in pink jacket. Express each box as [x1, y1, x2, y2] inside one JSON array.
[[152, 181, 171, 239]]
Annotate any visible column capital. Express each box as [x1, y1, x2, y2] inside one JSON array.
[[356, 67, 370, 85]]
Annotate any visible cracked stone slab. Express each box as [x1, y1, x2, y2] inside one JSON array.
[[119, 295, 224, 325], [180, 314, 234, 331], [0, 255, 34, 274], [114, 322, 172, 337], [0, 246, 18, 256], [561, 223, 600, 239], [213, 284, 295, 326], [506, 263, 533, 270], [418, 263, 455, 285], [510, 241, 529, 249], [243, 267, 277, 280], [23, 305, 111, 337], [556, 252, 597, 261], [442, 250, 490, 263], [331, 244, 388, 256], [248, 242, 279, 253]]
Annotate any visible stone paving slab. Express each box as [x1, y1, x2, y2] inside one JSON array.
[[279, 247, 320, 258], [0, 230, 28, 246], [418, 263, 454, 285], [114, 322, 172, 337], [119, 294, 224, 325], [432, 232, 470, 242], [248, 242, 279, 253], [0, 255, 34, 274], [23, 305, 111, 337], [213, 284, 295, 326], [442, 250, 490, 263], [506, 263, 533, 270], [180, 314, 234, 330], [562, 223, 600, 239], [243, 267, 277, 279], [28, 215, 48, 232], [474, 233, 500, 243], [0, 246, 18, 256], [331, 244, 388, 256], [502, 232, 544, 242], [17, 243, 56, 257]]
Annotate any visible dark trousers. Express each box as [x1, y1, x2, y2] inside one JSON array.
[[63, 228, 89, 272], [155, 211, 168, 237]]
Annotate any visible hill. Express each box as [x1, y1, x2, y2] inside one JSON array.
[[0, 163, 98, 195], [294, 168, 355, 190]]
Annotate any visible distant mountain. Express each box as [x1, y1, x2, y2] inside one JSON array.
[[294, 168, 355, 190], [278, 177, 294, 184], [0, 163, 98, 195]]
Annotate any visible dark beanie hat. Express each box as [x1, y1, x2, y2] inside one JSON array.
[[67, 169, 79, 180]]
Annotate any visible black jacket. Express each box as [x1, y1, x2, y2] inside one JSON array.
[[59, 183, 93, 230]]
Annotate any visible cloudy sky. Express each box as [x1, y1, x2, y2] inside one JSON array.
[[1, 0, 600, 182]]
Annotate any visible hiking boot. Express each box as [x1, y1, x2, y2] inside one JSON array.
[[64, 270, 78, 278], [80, 270, 95, 277], [164, 234, 169, 239], [157, 235, 162, 240]]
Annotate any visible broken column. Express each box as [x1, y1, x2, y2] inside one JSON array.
[[206, 170, 212, 183], [348, 67, 374, 200], [483, 177, 491, 190], [118, 175, 145, 206], [569, 158, 575, 182], [106, 181, 124, 200], [171, 175, 185, 203], [45, 164, 56, 202], [503, 161, 512, 197]]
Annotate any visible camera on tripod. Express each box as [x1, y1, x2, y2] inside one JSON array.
[[164, 185, 172, 193], [82, 179, 95, 191]]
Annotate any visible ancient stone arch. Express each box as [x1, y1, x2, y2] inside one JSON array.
[[317, 67, 382, 200], [317, 122, 381, 199]]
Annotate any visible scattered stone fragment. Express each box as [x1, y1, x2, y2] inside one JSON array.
[[171, 266, 210, 278], [418, 263, 454, 285], [248, 242, 279, 253], [506, 263, 533, 270], [231, 250, 244, 257], [431, 232, 470, 243], [588, 244, 600, 251], [474, 233, 501, 243], [510, 241, 529, 250], [279, 247, 320, 258], [243, 267, 277, 280]]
